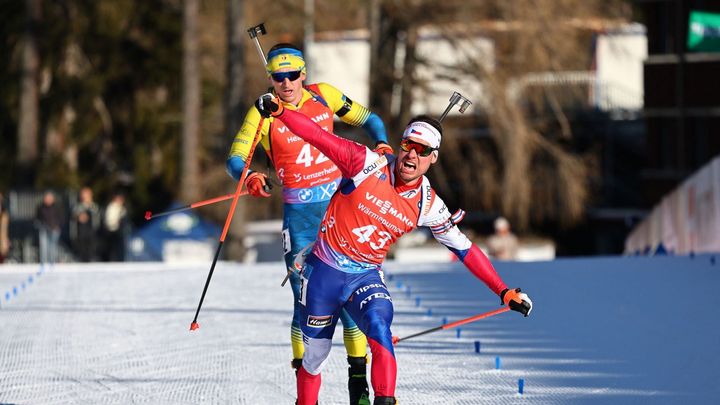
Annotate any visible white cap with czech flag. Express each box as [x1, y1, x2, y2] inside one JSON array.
[[402, 121, 442, 149]]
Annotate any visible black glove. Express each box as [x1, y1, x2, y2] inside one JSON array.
[[500, 288, 533, 317], [254, 93, 283, 118]]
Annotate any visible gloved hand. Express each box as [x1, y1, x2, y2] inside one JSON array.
[[291, 242, 315, 276], [254, 93, 284, 118], [373, 142, 394, 155], [245, 171, 272, 198], [500, 288, 532, 317]]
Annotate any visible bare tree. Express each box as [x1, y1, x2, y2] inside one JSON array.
[[475, 0, 629, 228], [17, 0, 41, 177], [181, 0, 201, 202], [367, 0, 630, 230]]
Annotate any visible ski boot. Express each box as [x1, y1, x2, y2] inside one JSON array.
[[373, 396, 397, 405], [292, 358, 303, 374], [348, 356, 370, 405]]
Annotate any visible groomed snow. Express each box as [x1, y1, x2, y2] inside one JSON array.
[[1, 254, 719, 404]]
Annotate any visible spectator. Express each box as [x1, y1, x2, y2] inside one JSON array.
[[0, 192, 9, 263], [487, 217, 519, 260], [103, 193, 127, 262], [72, 187, 101, 262], [35, 191, 64, 266]]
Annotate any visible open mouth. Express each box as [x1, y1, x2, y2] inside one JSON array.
[[400, 160, 417, 173]]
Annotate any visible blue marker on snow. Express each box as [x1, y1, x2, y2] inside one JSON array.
[[474, 341, 480, 353], [406, 286, 411, 297], [5, 292, 10, 301], [426, 308, 432, 316], [415, 297, 421, 307], [28, 275, 33, 284], [12, 287, 18, 296], [456, 328, 462, 338], [518, 378, 524, 394], [495, 356, 501, 369], [442, 317, 448, 325]]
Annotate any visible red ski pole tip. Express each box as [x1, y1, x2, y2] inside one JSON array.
[[392, 336, 399, 345], [190, 322, 200, 331], [144, 211, 152, 220]]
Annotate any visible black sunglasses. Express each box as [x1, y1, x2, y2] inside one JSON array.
[[400, 138, 437, 157], [271, 70, 302, 83]]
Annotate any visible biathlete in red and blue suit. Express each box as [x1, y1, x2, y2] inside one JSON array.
[[254, 94, 533, 405], [227, 44, 391, 404]]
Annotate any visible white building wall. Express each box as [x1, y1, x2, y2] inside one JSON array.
[[308, 25, 647, 116], [308, 31, 371, 107], [308, 29, 494, 118], [595, 26, 648, 110], [413, 31, 494, 116]]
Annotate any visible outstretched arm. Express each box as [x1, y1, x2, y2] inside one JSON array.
[[421, 193, 533, 316], [259, 96, 368, 178]]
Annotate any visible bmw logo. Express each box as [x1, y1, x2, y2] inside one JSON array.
[[298, 189, 313, 202]]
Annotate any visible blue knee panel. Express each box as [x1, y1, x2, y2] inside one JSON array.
[[344, 272, 395, 354]]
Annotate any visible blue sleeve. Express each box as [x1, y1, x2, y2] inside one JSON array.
[[226, 156, 246, 181], [361, 112, 388, 144]]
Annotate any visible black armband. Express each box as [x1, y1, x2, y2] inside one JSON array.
[[336, 97, 353, 117]]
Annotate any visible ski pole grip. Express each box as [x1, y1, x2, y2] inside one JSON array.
[[247, 23, 266, 39]]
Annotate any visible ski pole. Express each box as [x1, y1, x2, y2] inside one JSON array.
[[438, 91, 472, 122], [246, 22, 274, 196], [248, 22, 290, 288], [144, 191, 248, 221], [247, 23, 268, 65], [190, 118, 265, 331], [392, 307, 510, 345]]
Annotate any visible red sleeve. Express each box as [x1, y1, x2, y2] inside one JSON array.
[[276, 109, 367, 178], [463, 244, 508, 296]]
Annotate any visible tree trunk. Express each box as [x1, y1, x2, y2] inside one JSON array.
[[17, 0, 41, 179], [225, 0, 247, 261], [181, 0, 201, 202], [396, 25, 417, 132], [368, 0, 400, 134], [225, 0, 245, 139]]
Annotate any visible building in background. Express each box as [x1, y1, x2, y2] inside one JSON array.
[[308, 25, 646, 121], [307, 23, 649, 255], [308, 27, 494, 118], [638, 0, 720, 204]]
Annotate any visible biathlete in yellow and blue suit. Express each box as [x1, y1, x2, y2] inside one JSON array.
[[226, 43, 391, 405]]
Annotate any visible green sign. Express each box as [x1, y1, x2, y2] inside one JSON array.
[[688, 10, 720, 52]]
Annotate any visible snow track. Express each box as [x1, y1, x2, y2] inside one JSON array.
[[1, 255, 719, 404]]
